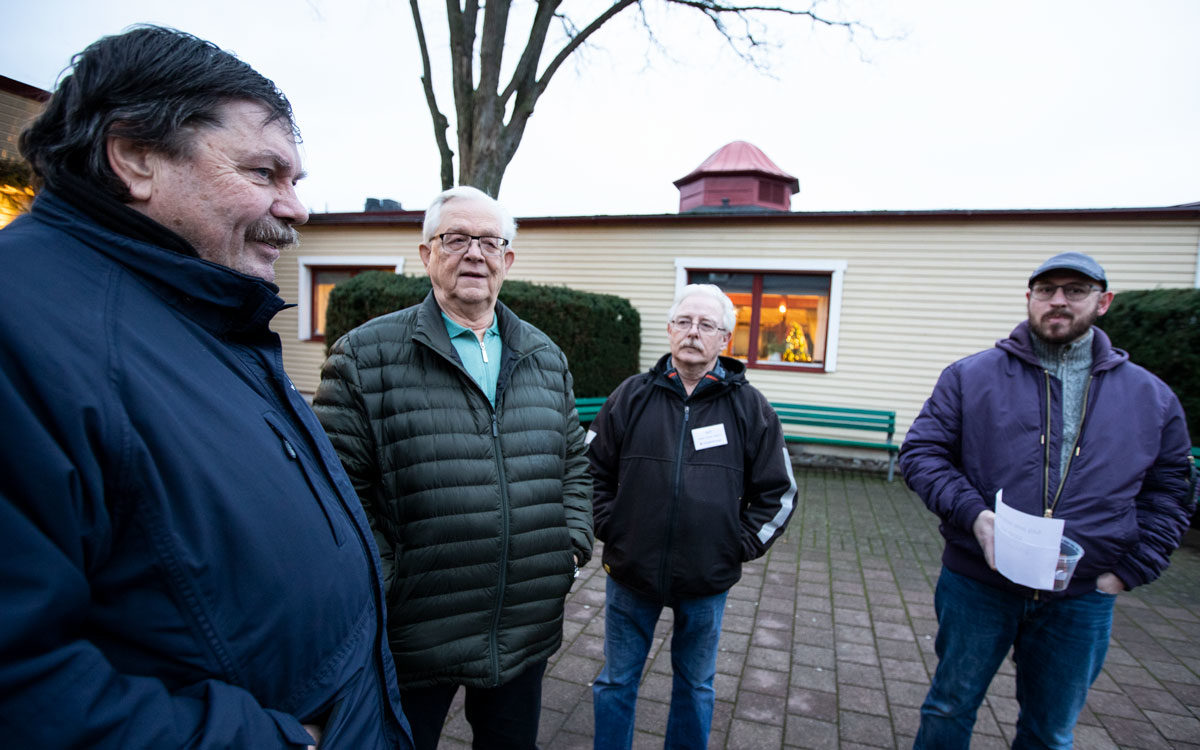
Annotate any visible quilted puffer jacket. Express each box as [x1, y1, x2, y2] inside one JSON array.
[[314, 292, 593, 689]]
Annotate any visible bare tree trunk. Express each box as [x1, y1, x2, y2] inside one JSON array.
[[411, 0, 874, 197]]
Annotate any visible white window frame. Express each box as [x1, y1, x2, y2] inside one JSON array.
[[296, 255, 405, 340], [674, 257, 847, 373]]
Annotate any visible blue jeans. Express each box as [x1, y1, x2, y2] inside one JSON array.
[[914, 567, 1116, 750], [593, 577, 727, 750]]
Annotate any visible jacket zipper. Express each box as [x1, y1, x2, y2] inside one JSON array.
[[1041, 372, 1052, 517], [415, 327, 545, 686], [489, 412, 508, 685], [1041, 372, 1094, 519], [1047, 374, 1092, 518], [1035, 370, 1094, 601], [659, 403, 691, 602]]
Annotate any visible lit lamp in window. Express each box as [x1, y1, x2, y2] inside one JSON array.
[[0, 158, 35, 230]]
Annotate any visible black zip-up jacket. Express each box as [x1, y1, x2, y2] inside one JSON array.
[[587, 355, 797, 603]]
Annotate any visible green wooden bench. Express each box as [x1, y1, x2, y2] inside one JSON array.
[[770, 402, 899, 482], [575, 396, 607, 425]]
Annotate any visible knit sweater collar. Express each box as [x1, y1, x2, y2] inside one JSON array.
[[1030, 328, 1094, 373]]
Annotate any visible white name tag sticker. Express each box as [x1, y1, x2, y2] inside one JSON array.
[[691, 423, 728, 451]]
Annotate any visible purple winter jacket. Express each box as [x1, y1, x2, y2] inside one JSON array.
[[900, 321, 1194, 597]]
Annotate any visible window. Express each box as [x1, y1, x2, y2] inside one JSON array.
[[676, 258, 846, 373], [758, 182, 785, 206], [297, 256, 405, 341]]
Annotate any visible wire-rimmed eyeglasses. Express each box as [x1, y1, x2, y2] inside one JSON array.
[[669, 317, 727, 336], [435, 233, 510, 256], [1030, 283, 1101, 302]]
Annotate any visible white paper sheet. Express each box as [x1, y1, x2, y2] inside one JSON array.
[[993, 489, 1064, 590]]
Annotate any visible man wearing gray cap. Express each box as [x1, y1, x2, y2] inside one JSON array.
[[900, 252, 1194, 749]]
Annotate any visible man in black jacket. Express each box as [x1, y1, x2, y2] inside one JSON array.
[[587, 284, 798, 749]]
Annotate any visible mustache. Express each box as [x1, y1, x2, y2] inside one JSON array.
[[246, 218, 300, 249]]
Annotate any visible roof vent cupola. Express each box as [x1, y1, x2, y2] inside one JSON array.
[[673, 141, 799, 213]]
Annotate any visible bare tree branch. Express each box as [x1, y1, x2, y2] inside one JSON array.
[[531, 0, 640, 102], [409, 0, 455, 189], [663, 0, 875, 68], [413, 0, 883, 195]]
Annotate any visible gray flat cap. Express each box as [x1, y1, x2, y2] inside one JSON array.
[[1028, 252, 1107, 290]]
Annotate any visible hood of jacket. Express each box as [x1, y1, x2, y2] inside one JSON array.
[[995, 319, 1128, 374], [648, 352, 748, 400]]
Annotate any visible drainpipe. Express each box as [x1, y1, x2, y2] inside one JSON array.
[[1195, 229, 1200, 288]]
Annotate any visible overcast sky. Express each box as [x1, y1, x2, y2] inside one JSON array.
[[4, 0, 1198, 216]]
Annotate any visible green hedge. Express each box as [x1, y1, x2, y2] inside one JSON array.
[[324, 272, 432, 348], [1102, 288, 1200, 442], [324, 272, 641, 397]]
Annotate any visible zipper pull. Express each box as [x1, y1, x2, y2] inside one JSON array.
[[1040, 434, 1045, 445], [479, 337, 488, 363], [282, 437, 298, 460], [1075, 445, 1080, 456]]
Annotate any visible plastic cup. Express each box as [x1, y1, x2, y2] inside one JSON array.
[[1053, 537, 1084, 591]]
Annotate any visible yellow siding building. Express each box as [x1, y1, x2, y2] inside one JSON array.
[[286, 206, 1200, 451], [0, 75, 48, 228]]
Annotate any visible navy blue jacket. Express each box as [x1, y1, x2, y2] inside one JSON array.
[[0, 192, 412, 748], [900, 321, 1194, 596], [588, 355, 798, 603]]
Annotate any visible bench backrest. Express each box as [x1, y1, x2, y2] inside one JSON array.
[[771, 402, 895, 436], [575, 396, 607, 424], [574, 398, 898, 439]]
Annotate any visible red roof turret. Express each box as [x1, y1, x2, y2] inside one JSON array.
[[673, 141, 799, 213]]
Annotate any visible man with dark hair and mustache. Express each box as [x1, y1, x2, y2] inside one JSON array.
[[900, 252, 1194, 750], [0, 26, 412, 749]]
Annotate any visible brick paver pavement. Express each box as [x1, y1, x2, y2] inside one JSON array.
[[435, 465, 1200, 749]]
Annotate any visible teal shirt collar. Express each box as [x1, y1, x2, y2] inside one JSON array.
[[441, 312, 500, 340], [441, 312, 502, 405]]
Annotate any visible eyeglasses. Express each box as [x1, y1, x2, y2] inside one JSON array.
[[669, 317, 727, 335], [1030, 283, 1101, 302], [435, 233, 510, 256]]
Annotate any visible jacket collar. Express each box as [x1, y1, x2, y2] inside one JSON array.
[[652, 353, 746, 399], [52, 172, 199, 258], [997, 320, 1128, 374], [30, 189, 287, 336], [412, 291, 537, 357]]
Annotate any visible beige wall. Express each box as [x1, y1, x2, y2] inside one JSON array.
[[285, 215, 1200, 448], [0, 88, 43, 162], [0, 87, 44, 227], [277, 226, 422, 393]]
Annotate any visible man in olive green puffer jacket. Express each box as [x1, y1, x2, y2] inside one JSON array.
[[314, 186, 593, 750]]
